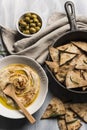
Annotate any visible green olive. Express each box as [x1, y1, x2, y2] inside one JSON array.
[[29, 19, 33, 23], [19, 20, 27, 27], [35, 26, 41, 32], [30, 27, 36, 34], [19, 19, 23, 25], [30, 23, 36, 27], [19, 19, 23, 23], [26, 25, 30, 30], [24, 17, 30, 23], [23, 30, 30, 34], [33, 18, 39, 23], [25, 13, 31, 17], [37, 22, 42, 27], [31, 14, 37, 19]]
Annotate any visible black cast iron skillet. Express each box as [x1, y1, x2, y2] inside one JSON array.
[[46, 1, 87, 96]]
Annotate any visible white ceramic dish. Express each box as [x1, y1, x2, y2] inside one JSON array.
[[0, 55, 48, 119], [16, 12, 43, 37]]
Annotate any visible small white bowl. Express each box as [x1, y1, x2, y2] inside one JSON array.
[[16, 12, 43, 37], [0, 55, 48, 119]]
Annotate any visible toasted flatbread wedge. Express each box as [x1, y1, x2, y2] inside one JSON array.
[[41, 98, 65, 119], [65, 108, 77, 124], [70, 54, 81, 67], [57, 43, 81, 54], [57, 43, 70, 51], [59, 51, 77, 66], [72, 41, 87, 53], [55, 73, 65, 83], [45, 61, 59, 73], [75, 55, 87, 70], [83, 71, 87, 80], [49, 47, 59, 62], [67, 120, 82, 130], [64, 105, 82, 129], [58, 117, 67, 130], [82, 71, 87, 90], [66, 70, 87, 89], [69, 103, 87, 123], [58, 107, 81, 130], [46, 61, 71, 83], [55, 62, 72, 83]]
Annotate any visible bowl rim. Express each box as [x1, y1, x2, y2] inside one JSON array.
[[0, 55, 48, 119], [16, 11, 43, 37]]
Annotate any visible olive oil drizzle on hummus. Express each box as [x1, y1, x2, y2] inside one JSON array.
[[0, 64, 40, 110]]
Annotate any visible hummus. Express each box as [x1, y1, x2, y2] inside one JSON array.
[[0, 64, 40, 109]]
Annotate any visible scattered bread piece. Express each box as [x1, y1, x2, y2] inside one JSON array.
[[67, 120, 82, 130], [69, 103, 87, 123], [41, 97, 83, 130], [65, 109, 77, 124], [58, 116, 67, 130], [41, 98, 65, 119], [58, 104, 82, 130]]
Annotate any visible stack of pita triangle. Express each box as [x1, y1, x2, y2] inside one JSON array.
[[41, 97, 87, 130], [46, 41, 87, 91]]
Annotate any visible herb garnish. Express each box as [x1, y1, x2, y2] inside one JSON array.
[[66, 119, 77, 124]]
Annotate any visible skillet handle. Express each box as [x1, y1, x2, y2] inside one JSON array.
[[65, 1, 78, 31]]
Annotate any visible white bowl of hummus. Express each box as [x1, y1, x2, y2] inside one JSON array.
[[0, 55, 48, 119]]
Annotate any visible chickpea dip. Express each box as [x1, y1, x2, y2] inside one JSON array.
[[0, 64, 40, 110]]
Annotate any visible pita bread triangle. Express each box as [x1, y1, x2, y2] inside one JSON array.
[[65, 108, 77, 123], [72, 41, 87, 53], [49, 47, 59, 62], [70, 103, 87, 123], [66, 70, 87, 89], [64, 104, 82, 130], [58, 106, 81, 130], [45, 61, 59, 73], [75, 54, 87, 70], [58, 117, 67, 130], [57, 42, 81, 54], [59, 51, 77, 66], [41, 98, 65, 119], [66, 119, 82, 130]]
